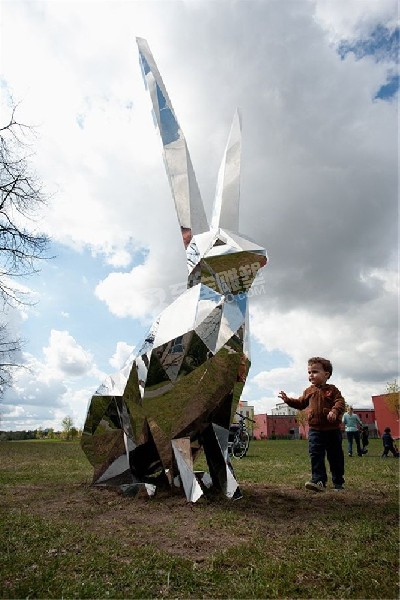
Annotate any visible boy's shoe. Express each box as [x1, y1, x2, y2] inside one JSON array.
[[348, 453, 352, 457], [305, 481, 326, 492], [333, 484, 344, 491]]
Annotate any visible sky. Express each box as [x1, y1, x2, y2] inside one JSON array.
[[0, 0, 398, 431]]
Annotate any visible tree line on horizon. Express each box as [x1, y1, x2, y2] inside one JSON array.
[[0, 415, 80, 441], [0, 427, 82, 442]]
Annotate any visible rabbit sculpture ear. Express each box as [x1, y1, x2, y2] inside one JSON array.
[[136, 37, 208, 248], [185, 107, 267, 293], [211, 109, 242, 233]]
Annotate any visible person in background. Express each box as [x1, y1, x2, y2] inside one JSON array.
[[361, 425, 369, 454], [342, 406, 363, 457], [279, 356, 345, 492], [381, 427, 399, 458]]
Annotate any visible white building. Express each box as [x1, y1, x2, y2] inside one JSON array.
[[233, 400, 255, 434], [270, 402, 297, 416]]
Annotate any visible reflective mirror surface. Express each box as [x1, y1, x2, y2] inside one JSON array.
[[81, 38, 268, 502]]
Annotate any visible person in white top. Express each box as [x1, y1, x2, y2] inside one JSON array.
[[342, 406, 363, 457]]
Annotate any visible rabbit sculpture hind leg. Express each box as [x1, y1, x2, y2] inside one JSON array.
[[81, 38, 267, 502]]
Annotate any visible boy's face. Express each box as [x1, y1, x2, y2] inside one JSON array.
[[308, 362, 330, 387]]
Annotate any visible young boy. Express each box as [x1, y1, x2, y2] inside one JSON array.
[[279, 357, 345, 492], [381, 427, 399, 458], [361, 425, 369, 454]]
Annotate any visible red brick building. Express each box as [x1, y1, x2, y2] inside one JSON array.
[[353, 408, 377, 436], [254, 413, 300, 440], [372, 393, 400, 438], [254, 406, 377, 440]]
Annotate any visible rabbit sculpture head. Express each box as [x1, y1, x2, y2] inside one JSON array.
[[81, 38, 267, 503]]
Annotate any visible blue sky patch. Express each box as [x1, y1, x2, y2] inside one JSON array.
[[139, 51, 151, 75], [338, 25, 399, 100], [19, 242, 146, 371], [338, 25, 399, 63], [375, 73, 399, 100], [156, 83, 179, 145]]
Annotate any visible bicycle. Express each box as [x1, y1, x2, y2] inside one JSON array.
[[228, 412, 255, 459]]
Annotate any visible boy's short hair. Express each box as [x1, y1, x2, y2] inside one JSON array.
[[384, 427, 391, 433], [308, 356, 333, 378]]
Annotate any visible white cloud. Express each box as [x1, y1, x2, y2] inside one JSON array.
[[42, 330, 95, 378], [109, 341, 135, 370], [94, 254, 183, 319], [2, 405, 25, 419], [251, 367, 381, 412], [1, 330, 108, 429], [1, 390, 90, 431], [250, 270, 398, 407], [105, 249, 133, 268], [60, 386, 99, 430], [313, 0, 398, 41], [3, 358, 68, 409]]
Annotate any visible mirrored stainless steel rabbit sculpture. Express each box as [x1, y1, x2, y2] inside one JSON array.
[[81, 38, 268, 502]]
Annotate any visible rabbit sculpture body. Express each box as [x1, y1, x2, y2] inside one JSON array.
[[81, 38, 267, 502]]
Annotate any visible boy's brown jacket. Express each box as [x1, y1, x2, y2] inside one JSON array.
[[285, 384, 345, 431]]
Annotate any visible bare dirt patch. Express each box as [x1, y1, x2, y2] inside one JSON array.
[[3, 480, 395, 561]]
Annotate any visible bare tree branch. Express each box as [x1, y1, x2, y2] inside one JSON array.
[[0, 103, 52, 398], [0, 105, 50, 307], [0, 322, 23, 395]]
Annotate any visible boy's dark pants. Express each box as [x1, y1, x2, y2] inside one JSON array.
[[308, 429, 345, 486], [382, 445, 399, 457]]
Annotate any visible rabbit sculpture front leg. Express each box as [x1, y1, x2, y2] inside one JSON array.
[[81, 38, 267, 503]]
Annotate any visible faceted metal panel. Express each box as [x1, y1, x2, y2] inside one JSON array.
[[81, 38, 268, 502], [172, 438, 203, 502], [152, 286, 200, 348], [211, 110, 242, 232], [202, 423, 242, 500], [195, 305, 223, 354]]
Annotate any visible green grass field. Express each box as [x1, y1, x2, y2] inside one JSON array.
[[0, 439, 398, 599]]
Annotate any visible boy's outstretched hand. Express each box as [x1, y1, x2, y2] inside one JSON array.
[[278, 391, 288, 402]]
